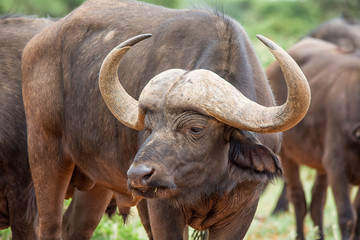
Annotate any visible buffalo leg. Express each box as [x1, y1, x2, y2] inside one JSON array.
[[282, 156, 306, 240], [330, 180, 354, 239], [208, 204, 257, 240], [27, 132, 74, 240], [310, 173, 327, 240], [62, 185, 113, 240], [147, 199, 187, 240], [137, 199, 153, 240], [324, 127, 356, 239], [353, 188, 360, 240], [137, 200, 191, 240], [6, 186, 37, 240], [325, 153, 355, 239], [272, 183, 289, 215]]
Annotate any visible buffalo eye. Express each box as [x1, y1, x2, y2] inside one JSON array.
[[189, 126, 205, 138]]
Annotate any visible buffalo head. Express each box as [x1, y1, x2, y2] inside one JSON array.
[[99, 34, 310, 204]]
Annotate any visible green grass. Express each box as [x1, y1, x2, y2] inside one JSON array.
[[92, 210, 147, 240], [0, 229, 11, 240]]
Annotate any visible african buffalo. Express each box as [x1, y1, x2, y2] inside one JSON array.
[[272, 16, 360, 216], [21, 0, 310, 239], [0, 16, 54, 239], [267, 38, 360, 240]]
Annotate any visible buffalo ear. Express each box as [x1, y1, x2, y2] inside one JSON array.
[[228, 129, 282, 182], [337, 38, 356, 53]]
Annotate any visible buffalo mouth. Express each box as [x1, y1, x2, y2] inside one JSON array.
[[128, 182, 178, 199]]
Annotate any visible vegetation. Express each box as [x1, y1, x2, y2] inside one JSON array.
[[1, 0, 358, 239]]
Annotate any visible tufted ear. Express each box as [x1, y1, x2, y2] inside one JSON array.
[[228, 129, 282, 182]]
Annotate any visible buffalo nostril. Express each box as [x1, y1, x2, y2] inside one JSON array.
[[142, 169, 154, 181], [127, 165, 154, 184]]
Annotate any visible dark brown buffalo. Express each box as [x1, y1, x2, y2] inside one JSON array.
[[0, 16, 54, 239], [267, 38, 360, 240], [21, 0, 310, 239]]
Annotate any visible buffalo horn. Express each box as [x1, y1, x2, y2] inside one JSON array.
[[253, 35, 311, 133], [171, 35, 310, 133], [99, 34, 151, 130]]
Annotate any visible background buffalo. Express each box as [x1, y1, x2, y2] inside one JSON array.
[[0, 15, 123, 240], [0, 16, 54, 239], [267, 38, 360, 240]]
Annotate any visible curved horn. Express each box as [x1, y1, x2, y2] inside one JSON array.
[[253, 35, 311, 133], [163, 35, 310, 134], [99, 34, 151, 130]]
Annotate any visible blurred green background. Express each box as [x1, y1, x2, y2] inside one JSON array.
[[1, 0, 359, 64], [1, 0, 359, 37], [1, 0, 359, 239], [1, 0, 359, 20]]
